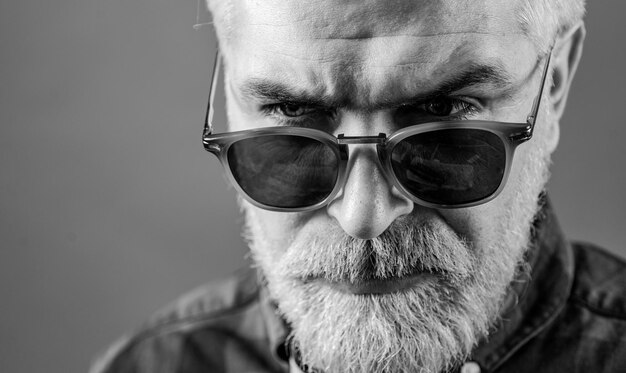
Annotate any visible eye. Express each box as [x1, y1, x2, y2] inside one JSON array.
[[396, 96, 477, 122], [424, 97, 471, 117], [262, 102, 336, 127], [276, 103, 316, 117]]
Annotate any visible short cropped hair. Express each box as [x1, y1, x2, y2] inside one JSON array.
[[518, 0, 586, 51], [205, 0, 586, 53]]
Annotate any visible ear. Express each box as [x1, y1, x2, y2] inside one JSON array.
[[542, 23, 585, 153], [549, 23, 586, 121]]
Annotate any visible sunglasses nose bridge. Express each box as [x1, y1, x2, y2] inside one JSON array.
[[336, 134, 397, 186], [337, 133, 387, 145], [337, 133, 390, 178]]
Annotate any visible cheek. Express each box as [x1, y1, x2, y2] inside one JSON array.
[[437, 203, 503, 250], [246, 208, 293, 259], [244, 203, 315, 262]]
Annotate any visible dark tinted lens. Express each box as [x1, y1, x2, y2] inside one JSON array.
[[391, 129, 506, 205], [227, 134, 339, 208]]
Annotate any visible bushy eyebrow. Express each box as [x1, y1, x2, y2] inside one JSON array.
[[423, 63, 513, 99], [240, 80, 336, 107], [238, 62, 514, 110]]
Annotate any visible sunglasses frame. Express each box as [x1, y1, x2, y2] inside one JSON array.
[[203, 48, 553, 211]]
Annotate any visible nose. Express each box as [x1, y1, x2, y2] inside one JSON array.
[[326, 145, 414, 239]]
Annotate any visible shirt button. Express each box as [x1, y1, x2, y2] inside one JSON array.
[[461, 361, 481, 373]]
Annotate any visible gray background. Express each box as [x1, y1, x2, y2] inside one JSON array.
[[1, 1, 624, 372]]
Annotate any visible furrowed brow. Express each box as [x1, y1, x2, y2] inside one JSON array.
[[436, 63, 513, 96], [239, 79, 335, 107], [376, 63, 515, 109], [239, 62, 515, 110]]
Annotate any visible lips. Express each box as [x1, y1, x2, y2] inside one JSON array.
[[301, 265, 446, 295], [324, 271, 439, 294]]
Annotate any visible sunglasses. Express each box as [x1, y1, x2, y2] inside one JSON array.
[[202, 49, 552, 211]]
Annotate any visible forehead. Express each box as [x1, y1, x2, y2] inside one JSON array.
[[234, 0, 518, 34], [220, 0, 534, 108], [225, 0, 525, 50]]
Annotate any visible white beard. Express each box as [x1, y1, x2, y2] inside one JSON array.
[[249, 217, 530, 373], [243, 112, 553, 373]]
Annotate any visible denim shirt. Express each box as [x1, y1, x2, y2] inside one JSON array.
[[90, 204, 626, 373]]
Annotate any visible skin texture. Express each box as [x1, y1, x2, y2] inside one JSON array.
[[208, 0, 585, 371]]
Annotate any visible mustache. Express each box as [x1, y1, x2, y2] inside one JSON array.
[[281, 218, 476, 285]]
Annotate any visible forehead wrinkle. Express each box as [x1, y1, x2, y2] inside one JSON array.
[[311, 29, 524, 42], [227, 0, 524, 45], [239, 16, 523, 47]]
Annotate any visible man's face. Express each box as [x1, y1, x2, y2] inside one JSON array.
[[216, 0, 558, 371]]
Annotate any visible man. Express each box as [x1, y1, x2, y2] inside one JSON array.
[[91, 0, 626, 372]]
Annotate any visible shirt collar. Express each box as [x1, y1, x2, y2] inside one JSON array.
[[259, 197, 575, 370]]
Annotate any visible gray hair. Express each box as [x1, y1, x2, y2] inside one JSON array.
[[518, 0, 586, 51], [204, 0, 586, 53]]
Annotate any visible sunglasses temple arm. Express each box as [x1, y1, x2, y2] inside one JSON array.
[[204, 49, 221, 137], [526, 46, 554, 137]]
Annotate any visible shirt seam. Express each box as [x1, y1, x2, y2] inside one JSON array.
[[103, 288, 262, 372], [568, 296, 626, 321], [141, 287, 260, 340]]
